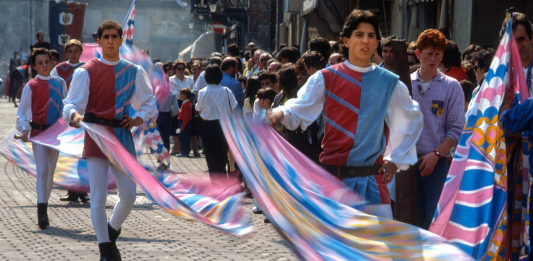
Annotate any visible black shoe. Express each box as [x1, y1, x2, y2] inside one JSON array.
[[37, 203, 49, 229], [252, 208, 263, 215], [98, 242, 114, 261], [79, 193, 90, 203], [60, 191, 79, 202], [264, 217, 271, 223], [108, 223, 122, 261]]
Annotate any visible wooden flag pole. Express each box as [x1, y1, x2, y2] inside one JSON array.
[[391, 39, 418, 226]]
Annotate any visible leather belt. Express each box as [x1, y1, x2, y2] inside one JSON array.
[[30, 122, 50, 131], [83, 113, 123, 128], [323, 164, 383, 179]]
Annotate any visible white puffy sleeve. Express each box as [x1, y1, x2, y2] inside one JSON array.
[[132, 66, 157, 123], [16, 84, 32, 132], [62, 68, 90, 123], [383, 81, 424, 170], [50, 67, 59, 77], [271, 72, 325, 131]]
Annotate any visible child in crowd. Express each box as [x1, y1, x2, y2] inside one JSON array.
[[16, 48, 67, 229], [256, 88, 277, 123], [177, 88, 193, 157], [243, 77, 261, 117]]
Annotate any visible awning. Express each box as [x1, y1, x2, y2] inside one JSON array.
[[191, 31, 215, 59], [301, 0, 349, 34], [178, 45, 193, 61], [302, 0, 318, 16]]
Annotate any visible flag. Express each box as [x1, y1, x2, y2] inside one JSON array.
[[122, 0, 136, 47], [219, 111, 473, 260], [49, 1, 87, 60], [429, 15, 530, 260], [80, 121, 252, 235], [0, 125, 116, 192]]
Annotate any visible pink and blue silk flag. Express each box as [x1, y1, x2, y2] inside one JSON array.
[[0, 124, 116, 192], [429, 16, 530, 260], [219, 110, 473, 260], [80, 121, 252, 235]]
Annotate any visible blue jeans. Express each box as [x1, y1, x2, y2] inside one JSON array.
[[178, 120, 191, 155], [415, 156, 450, 229]]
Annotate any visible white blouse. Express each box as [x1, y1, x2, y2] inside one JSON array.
[[196, 84, 238, 120], [16, 74, 68, 132], [272, 60, 424, 170], [170, 75, 194, 94], [62, 57, 157, 124]]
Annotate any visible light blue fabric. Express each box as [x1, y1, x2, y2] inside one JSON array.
[[45, 76, 65, 125], [113, 60, 138, 156], [342, 176, 381, 204]]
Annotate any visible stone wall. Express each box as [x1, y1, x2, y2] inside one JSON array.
[[248, 0, 276, 51]]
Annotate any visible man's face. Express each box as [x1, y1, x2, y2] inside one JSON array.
[[247, 43, 256, 50], [463, 52, 474, 63], [514, 24, 533, 62], [34, 54, 51, 76], [51, 56, 60, 67], [296, 69, 309, 86], [66, 45, 82, 64], [416, 47, 443, 72], [382, 46, 394, 66], [191, 64, 200, 75], [37, 33, 44, 43], [261, 78, 273, 88], [342, 23, 379, 65], [201, 61, 208, 71], [254, 52, 262, 66], [260, 54, 269, 69], [97, 28, 123, 60], [268, 63, 279, 73]]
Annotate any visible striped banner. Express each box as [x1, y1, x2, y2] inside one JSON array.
[[220, 110, 473, 260]]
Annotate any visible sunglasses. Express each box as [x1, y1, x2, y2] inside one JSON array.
[[260, 58, 269, 62], [176, 67, 185, 71]]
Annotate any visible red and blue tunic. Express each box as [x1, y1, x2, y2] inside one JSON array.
[[82, 59, 138, 159], [28, 76, 65, 137], [320, 63, 399, 204], [55, 61, 85, 89]]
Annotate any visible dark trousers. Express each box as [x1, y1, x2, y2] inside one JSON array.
[[201, 120, 228, 181], [415, 156, 450, 229], [9, 70, 22, 102], [156, 112, 172, 151], [178, 120, 191, 155]]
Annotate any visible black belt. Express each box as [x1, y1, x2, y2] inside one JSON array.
[[83, 113, 123, 128], [323, 164, 383, 179], [30, 122, 50, 131]]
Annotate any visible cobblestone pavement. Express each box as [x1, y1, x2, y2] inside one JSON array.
[[0, 97, 298, 261]]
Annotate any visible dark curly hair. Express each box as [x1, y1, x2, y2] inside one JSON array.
[[277, 65, 298, 95], [339, 10, 381, 59]]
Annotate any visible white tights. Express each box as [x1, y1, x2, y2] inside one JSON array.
[[86, 157, 136, 243], [33, 143, 59, 204]]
